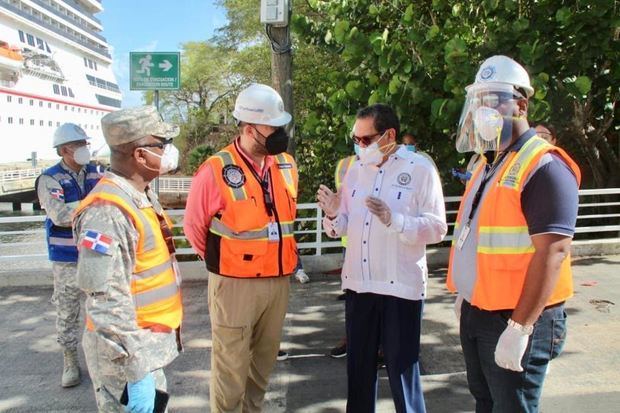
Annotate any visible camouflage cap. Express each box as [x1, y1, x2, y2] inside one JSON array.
[[101, 105, 179, 146]]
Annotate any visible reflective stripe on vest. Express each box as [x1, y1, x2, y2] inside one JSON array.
[[48, 236, 76, 246], [477, 226, 535, 254], [76, 178, 182, 330], [213, 150, 248, 201], [209, 217, 295, 240], [499, 136, 549, 189], [275, 153, 297, 198]]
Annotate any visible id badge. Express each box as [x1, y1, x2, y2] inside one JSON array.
[[268, 222, 280, 241], [456, 223, 471, 250]]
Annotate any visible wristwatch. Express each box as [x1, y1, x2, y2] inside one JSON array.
[[508, 318, 534, 335]]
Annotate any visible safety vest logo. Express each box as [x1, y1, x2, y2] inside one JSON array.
[[222, 165, 246, 188], [278, 163, 292, 169], [397, 172, 412, 186], [501, 162, 521, 187]]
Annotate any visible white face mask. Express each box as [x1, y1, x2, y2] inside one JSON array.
[[358, 132, 395, 166], [142, 144, 179, 174], [72, 146, 91, 165], [473, 106, 504, 143]]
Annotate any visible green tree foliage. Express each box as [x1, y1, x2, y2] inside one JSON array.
[[186, 144, 216, 174], [293, 0, 619, 190]]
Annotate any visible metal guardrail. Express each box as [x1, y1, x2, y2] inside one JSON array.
[[0, 168, 43, 182], [1, 189, 619, 261], [159, 177, 192, 193]]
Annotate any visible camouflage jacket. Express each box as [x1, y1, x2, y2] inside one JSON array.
[[74, 171, 179, 382]]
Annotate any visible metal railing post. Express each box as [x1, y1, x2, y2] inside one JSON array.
[[316, 204, 323, 256]]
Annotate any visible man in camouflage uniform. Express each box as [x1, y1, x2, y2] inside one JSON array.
[[36, 123, 104, 387], [74, 106, 183, 413]]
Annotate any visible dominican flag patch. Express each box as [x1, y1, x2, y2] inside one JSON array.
[[81, 230, 113, 255], [50, 188, 64, 201]]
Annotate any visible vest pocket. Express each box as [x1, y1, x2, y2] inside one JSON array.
[[220, 240, 268, 276], [226, 199, 267, 233]]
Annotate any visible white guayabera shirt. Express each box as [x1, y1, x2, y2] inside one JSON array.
[[323, 146, 447, 301]]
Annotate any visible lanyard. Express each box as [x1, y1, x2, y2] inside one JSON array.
[[237, 151, 275, 217], [466, 150, 511, 223]]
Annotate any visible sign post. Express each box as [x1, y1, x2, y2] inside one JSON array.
[[130, 52, 181, 193]]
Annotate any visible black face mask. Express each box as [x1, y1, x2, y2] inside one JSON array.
[[253, 126, 289, 155]]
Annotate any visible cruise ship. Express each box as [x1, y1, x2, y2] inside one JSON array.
[[0, 0, 120, 165]]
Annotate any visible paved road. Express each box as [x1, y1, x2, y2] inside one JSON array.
[[0, 256, 619, 412]]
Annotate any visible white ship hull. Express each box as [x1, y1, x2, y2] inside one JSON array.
[[0, 0, 121, 165]]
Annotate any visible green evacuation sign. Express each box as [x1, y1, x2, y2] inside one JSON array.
[[130, 52, 180, 90]]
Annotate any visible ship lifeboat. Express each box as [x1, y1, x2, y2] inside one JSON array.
[[0, 41, 24, 71]]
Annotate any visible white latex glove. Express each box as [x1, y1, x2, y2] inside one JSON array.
[[317, 184, 341, 218], [454, 294, 464, 321], [494, 322, 530, 372], [365, 196, 392, 226]]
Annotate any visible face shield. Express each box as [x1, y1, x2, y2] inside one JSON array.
[[456, 83, 525, 153]]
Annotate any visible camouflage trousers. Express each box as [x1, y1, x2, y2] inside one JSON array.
[[83, 332, 168, 412], [52, 261, 82, 351]]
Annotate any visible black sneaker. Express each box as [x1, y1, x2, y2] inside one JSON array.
[[330, 343, 347, 358], [277, 350, 288, 361]]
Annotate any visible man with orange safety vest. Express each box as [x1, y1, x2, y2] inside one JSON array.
[[184, 83, 298, 413], [74, 106, 183, 413], [448, 55, 580, 412]]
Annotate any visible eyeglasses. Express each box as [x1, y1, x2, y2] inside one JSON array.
[[139, 138, 173, 150], [351, 132, 384, 146]]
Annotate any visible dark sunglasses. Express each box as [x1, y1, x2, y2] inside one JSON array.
[[351, 131, 384, 146], [138, 138, 173, 150]]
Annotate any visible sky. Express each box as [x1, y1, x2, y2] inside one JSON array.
[[98, 0, 227, 107]]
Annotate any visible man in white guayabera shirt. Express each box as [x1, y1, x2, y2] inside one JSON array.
[[317, 103, 447, 413]]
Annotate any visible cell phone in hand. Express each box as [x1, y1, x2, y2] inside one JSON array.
[[120, 383, 169, 413]]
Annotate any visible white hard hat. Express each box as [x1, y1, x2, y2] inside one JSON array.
[[53, 123, 90, 148], [468, 55, 534, 98], [232, 83, 292, 127]]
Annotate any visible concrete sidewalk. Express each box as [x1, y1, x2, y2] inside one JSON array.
[[0, 256, 619, 412]]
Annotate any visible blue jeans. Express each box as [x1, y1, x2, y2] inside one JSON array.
[[345, 290, 426, 413], [459, 300, 567, 413]]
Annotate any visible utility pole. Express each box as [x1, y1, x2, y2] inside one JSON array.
[[270, 27, 294, 155], [262, 1, 294, 155]]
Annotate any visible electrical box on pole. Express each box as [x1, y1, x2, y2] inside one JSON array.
[[260, 0, 289, 27]]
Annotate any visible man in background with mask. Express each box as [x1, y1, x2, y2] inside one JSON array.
[[36, 123, 104, 388], [317, 103, 447, 412], [184, 83, 298, 413], [74, 106, 183, 412], [448, 55, 580, 412]]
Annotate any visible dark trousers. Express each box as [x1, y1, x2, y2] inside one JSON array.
[[459, 300, 567, 413], [345, 290, 426, 413]]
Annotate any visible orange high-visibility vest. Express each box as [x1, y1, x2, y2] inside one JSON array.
[[203, 142, 298, 278], [76, 178, 183, 331], [334, 155, 356, 247], [447, 136, 581, 310]]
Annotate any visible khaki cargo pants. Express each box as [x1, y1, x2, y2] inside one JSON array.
[[208, 272, 290, 413]]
